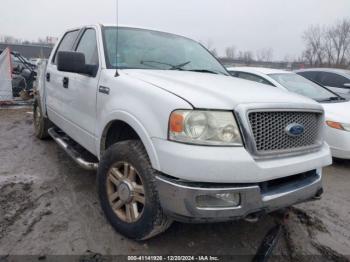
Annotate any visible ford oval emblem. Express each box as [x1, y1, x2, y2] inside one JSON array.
[[285, 123, 304, 137]]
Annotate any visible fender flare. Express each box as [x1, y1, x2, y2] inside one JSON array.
[[98, 110, 161, 170]]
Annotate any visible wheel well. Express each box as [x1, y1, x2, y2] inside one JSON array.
[[101, 120, 140, 154]]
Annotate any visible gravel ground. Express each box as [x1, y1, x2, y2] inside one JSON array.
[[0, 107, 349, 261]]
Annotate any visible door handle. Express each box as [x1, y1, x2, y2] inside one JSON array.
[[46, 72, 50, 82], [62, 77, 69, 88]]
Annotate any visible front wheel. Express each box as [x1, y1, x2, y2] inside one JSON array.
[[97, 140, 172, 240]]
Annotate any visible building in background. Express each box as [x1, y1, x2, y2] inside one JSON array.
[[0, 43, 52, 59]]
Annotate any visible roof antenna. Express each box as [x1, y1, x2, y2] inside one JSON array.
[[115, 0, 120, 77]]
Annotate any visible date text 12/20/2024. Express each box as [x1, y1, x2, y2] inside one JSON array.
[[127, 256, 220, 261]]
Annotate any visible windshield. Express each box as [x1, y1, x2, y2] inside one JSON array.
[[102, 27, 229, 75], [269, 73, 343, 102]]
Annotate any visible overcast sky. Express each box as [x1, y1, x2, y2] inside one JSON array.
[[1, 0, 349, 60]]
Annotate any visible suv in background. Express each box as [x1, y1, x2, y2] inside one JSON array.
[[295, 68, 350, 99]]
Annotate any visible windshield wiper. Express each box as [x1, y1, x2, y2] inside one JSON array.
[[319, 96, 346, 102], [185, 69, 220, 75], [140, 60, 191, 70], [140, 60, 172, 68], [139, 61, 225, 75], [170, 61, 191, 70]]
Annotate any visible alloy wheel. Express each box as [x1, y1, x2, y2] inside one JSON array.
[[106, 161, 145, 223]]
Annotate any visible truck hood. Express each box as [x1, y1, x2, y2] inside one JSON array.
[[322, 101, 350, 122], [122, 69, 318, 109]]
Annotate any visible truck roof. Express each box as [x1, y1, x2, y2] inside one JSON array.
[[65, 24, 183, 37]]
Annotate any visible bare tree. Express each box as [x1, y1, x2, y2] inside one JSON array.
[[328, 19, 350, 66], [256, 48, 274, 62], [3, 35, 21, 44], [301, 19, 350, 67], [238, 50, 254, 64], [225, 46, 236, 59], [323, 28, 335, 66], [302, 25, 325, 66], [284, 54, 297, 63], [302, 48, 316, 65]]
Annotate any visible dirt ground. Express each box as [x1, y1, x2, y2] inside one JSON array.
[[0, 107, 349, 261]]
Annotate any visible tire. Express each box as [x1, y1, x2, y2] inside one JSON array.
[[33, 100, 52, 140], [12, 76, 26, 97], [97, 140, 172, 240]]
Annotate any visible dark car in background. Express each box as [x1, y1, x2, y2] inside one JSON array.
[[295, 68, 350, 99]]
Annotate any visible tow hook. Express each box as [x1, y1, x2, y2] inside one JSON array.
[[252, 208, 290, 262], [312, 188, 324, 200], [244, 211, 266, 223]]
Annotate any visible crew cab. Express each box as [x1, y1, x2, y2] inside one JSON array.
[[34, 24, 332, 240]]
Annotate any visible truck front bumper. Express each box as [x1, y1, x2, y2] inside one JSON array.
[[152, 138, 331, 183], [155, 169, 323, 222]]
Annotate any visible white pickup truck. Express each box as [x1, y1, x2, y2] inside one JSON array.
[[34, 24, 332, 240]]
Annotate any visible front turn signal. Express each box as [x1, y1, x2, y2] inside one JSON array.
[[326, 121, 344, 130], [169, 112, 184, 133]]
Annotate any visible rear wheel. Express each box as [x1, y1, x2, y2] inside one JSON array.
[[33, 100, 52, 139], [97, 140, 172, 240]]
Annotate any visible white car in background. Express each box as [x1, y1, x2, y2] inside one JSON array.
[[227, 67, 350, 159]]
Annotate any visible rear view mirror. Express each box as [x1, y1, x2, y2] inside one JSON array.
[[343, 83, 350, 88], [57, 51, 97, 77]]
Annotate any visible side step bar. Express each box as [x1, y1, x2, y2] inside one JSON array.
[[48, 127, 99, 171]]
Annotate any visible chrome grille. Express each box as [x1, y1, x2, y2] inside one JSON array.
[[248, 111, 323, 154]]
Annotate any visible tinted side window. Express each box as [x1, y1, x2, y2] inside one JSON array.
[[237, 72, 273, 86], [318, 72, 349, 87], [76, 29, 99, 65], [52, 30, 79, 64], [298, 71, 318, 81]]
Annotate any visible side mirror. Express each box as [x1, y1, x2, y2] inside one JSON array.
[[57, 51, 96, 76], [343, 83, 350, 88]]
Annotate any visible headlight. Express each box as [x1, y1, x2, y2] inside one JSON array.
[[326, 121, 350, 132], [169, 110, 243, 146]]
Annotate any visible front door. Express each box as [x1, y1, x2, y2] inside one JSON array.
[[62, 27, 101, 154], [46, 29, 81, 137]]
